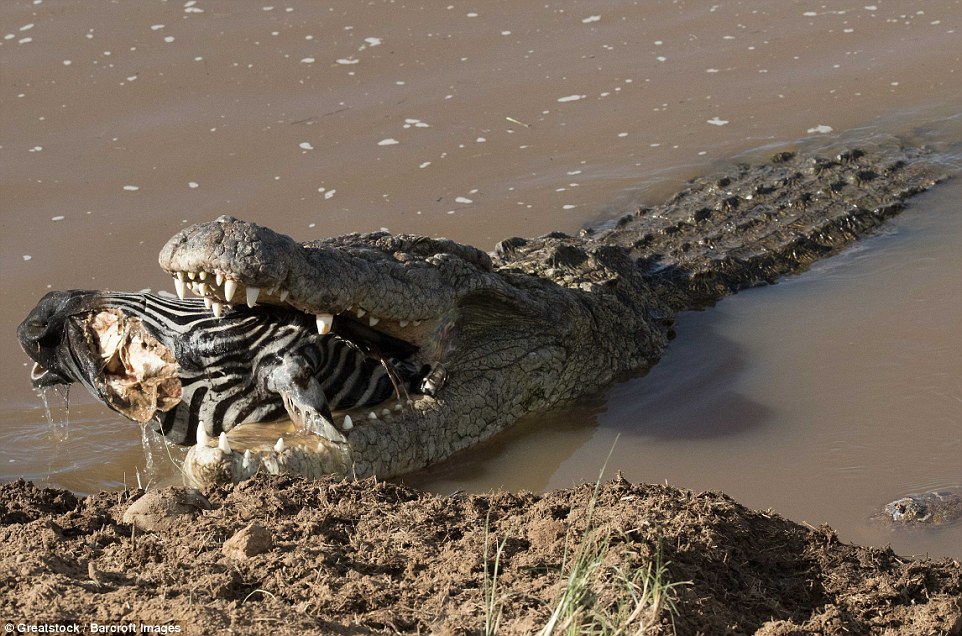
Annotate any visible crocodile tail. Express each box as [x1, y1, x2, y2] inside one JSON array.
[[593, 139, 947, 311]]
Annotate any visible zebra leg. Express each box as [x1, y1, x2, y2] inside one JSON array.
[[264, 355, 348, 444]]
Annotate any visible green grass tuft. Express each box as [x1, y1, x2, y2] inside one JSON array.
[[481, 437, 688, 635], [483, 509, 509, 636]]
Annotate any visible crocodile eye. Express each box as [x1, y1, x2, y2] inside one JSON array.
[[420, 363, 447, 396]]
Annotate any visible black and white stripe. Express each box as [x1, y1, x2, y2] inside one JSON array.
[[92, 293, 421, 445], [305, 335, 417, 412]]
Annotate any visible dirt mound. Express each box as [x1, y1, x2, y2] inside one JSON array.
[[1, 474, 959, 635]]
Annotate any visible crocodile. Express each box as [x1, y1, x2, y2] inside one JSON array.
[[880, 488, 962, 526], [17, 136, 951, 488]]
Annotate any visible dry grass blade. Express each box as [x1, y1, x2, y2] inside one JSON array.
[[483, 510, 508, 636]]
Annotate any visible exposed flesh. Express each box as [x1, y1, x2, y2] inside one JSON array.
[[86, 310, 182, 422]]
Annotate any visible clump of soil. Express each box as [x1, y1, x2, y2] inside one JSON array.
[[1, 474, 959, 635]]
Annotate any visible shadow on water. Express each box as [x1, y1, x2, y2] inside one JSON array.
[[403, 316, 769, 493], [401, 400, 607, 493], [603, 322, 770, 441]]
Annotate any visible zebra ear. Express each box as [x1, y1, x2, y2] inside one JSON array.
[[265, 357, 347, 443]]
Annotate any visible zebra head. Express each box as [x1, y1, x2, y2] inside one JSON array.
[[18, 289, 425, 453]]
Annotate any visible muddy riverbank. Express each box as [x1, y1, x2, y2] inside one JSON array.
[[2, 474, 960, 635]]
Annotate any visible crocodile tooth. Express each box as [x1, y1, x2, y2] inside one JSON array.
[[212, 301, 223, 319], [198, 282, 207, 295], [187, 271, 196, 280], [174, 276, 187, 300], [413, 320, 421, 326], [399, 320, 409, 327], [369, 315, 380, 326], [246, 286, 260, 308], [368, 411, 377, 420], [196, 424, 210, 447], [198, 271, 207, 281], [204, 296, 212, 308], [274, 437, 285, 453], [215, 272, 224, 286], [218, 432, 231, 454], [394, 402, 403, 412], [342, 415, 353, 430], [223, 280, 237, 303], [316, 313, 334, 335], [381, 408, 390, 417], [242, 449, 253, 470], [356, 307, 366, 318], [278, 289, 289, 302]]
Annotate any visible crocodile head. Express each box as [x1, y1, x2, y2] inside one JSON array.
[[18, 216, 662, 486], [19, 216, 659, 487], [884, 496, 931, 523], [881, 489, 962, 525], [150, 215, 668, 485]]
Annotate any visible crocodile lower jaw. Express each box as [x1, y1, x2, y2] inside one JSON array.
[[183, 394, 441, 487], [184, 421, 350, 486]]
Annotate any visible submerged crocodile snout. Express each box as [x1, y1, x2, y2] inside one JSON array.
[[881, 489, 962, 526]]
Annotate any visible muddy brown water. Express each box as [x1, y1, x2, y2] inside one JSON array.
[[1, 1, 960, 560]]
